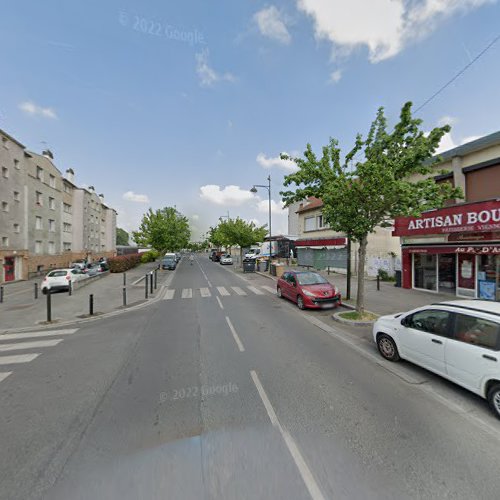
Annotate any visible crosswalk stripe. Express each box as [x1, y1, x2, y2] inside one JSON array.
[[0, 353, 40, 365], [0, 339, 63, 352], [163, 289, 175, 300], [261, 285, 276, 294], [0, 372, 12, 383], [0, 329, 78, 341], [181, 288, 193, 299], [247, 286, 264, 295], [217, 286, 230, 296], [231, 286, 247, 296], [200, 287, 211, 297]]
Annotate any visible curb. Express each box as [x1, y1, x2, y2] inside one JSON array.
[[255, 271, 277, 280], [0, 273, 174, 335], [332, 310, 377, 326]]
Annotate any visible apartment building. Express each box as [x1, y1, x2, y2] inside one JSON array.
[[0, 128, 117, 283], [393, 131, 500, 300]]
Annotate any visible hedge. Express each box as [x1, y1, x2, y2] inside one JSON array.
[[141, 250, 160, 263], [108, 254, 141, 273]]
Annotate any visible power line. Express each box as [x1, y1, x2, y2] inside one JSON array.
[[415, 32, 500, 113]]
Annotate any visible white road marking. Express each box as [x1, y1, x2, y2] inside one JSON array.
[[0, 353, 40, 365], [0, 329, 78, 341], [216, 296, 224, 310], [261, 285, 276, 294], [247, 286, 264, 295], [0, 372, 12, 383], [0, 339, 63, 352], [231, 286, 247, 296], [217, 286, 230, 296], [200, 287, 211, 297], [163, 289, 175, 300], [250, 370, 325, 500], [225, 317, 245, 352], [207, 280, 212, 287], [181, 288, 193, 299]]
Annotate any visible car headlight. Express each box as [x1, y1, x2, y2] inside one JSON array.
[[302, 289, 315, 297]]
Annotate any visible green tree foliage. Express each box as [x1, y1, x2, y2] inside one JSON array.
[[116, 227, 129, 246], [281, 102, 463, 314], [132, 207, 191, 253]]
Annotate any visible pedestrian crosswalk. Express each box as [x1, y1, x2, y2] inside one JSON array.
[[0, 328, 79, 385], [162, 284, 276, 300]]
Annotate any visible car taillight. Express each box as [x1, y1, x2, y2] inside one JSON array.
[[66, 275, 71, 280]]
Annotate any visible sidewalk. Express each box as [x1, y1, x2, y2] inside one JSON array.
[[0, 261, 163, 331], [253, 268, 456, 316]]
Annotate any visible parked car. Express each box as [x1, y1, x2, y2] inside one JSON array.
[[220, 254, 233, 265], [277, 271, 341, 310], [41, 268, 87, 294], [175, 253, 182, 262], [209, 249, 217, 261], [85, 263, 100, 277], [70, 259, 87, 271], [245, 248, 261, 260], [162, 253, 177, 270], [98, 262, 109, 272], [213, 251, 224, 262], [373, 300, 500, 419]]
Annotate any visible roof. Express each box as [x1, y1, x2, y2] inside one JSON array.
[[296, 197, 324, 214], [435, 130, 500, 163], [433, 300, 500, 317], [0, 128, 25, 149]]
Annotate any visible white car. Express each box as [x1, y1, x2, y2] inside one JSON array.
[[219, 254, 233, 265], [244, 249, 260, 260], [41, 268, 87, 294], [373, 300, 500, 419]]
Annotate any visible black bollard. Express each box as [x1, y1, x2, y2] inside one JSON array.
[[377, 274, 380, 291], [68, 280, 72, 296], [150, 272, 153, 295], [34, 282, 38, 300], [123, 286, 127, 306], [145, 274, 149, 299], [154, 269, 158, 289], [46, 291, 52, 322], [0, 286, 3, 303], [89, 294, 94, 315], [123, 273, 126, 286]]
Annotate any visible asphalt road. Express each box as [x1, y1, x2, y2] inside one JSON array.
[[1, 255, 500, 500]]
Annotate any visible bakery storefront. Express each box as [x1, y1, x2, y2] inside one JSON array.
[[393, 200, 500, 301]]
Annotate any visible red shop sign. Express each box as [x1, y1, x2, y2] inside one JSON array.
[[393, 200, 500, 237], [405, 245, 500, 255], [295, 238, 347, 247]]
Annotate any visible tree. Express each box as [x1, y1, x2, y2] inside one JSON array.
[[208, 225, 230, 249], [281, 102, 463, 316], [132, 207, 191, 253], [212, 218, 267, 265], [116, 227, 130, 246]]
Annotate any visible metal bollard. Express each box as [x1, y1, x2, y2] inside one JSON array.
[[0, 286, 3, 303], [123, 273, 126, 286], [377, 274, 380, 291], [89, 294, 94, 316], [145, 274, 149, 299], [123, 286, 127, 306], [150, 272, 153, 294], [68, 280, 72, 296], [34, 283, 38, 300], [46, 291, 52, 322], [154, 269, 158, 289]]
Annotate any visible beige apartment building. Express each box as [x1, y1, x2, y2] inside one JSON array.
[[293, 197, 401, 276], [0, 128, 117, 283]]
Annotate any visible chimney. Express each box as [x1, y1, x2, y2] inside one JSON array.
[[42, 149, 54, 160], [65, 168, 75, 183], [98, 193, 104, 203], [88, 186, 95, 193]]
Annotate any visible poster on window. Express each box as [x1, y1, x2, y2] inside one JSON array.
[[458, 254, 475, 290], [478, 280, 496, 301]]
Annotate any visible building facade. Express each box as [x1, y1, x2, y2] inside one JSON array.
[[393, 131, 500, 300], [0, 128, 117, 283]]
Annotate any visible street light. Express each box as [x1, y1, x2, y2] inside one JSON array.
[[250, 175, 272, 273]]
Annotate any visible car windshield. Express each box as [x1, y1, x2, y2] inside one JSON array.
[[47, 270, 67, 277], [296, 272, 329, 285]]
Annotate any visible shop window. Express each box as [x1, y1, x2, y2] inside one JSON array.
[[477, 254, 500, 301], [413, 253, 437, 291], [438, 254, 456, 293]]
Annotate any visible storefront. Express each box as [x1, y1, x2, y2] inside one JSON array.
[[393, 200, 500, 301], [295, 237, 348, 270]]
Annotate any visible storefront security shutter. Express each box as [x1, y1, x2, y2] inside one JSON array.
[[297, 248, 314, 267]]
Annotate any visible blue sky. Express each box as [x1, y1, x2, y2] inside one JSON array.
[[1, 0, 499, 238]]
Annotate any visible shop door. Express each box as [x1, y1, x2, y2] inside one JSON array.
[[3, 257, 15, 282], [457, 254, 476, 298], [438, 254, 456, 294]]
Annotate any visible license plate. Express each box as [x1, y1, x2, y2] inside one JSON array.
[[320, 303, 335, 309]]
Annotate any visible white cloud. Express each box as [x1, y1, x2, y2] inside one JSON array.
[[19, 101, 57, 119], [437, 115, 458, 127], [297, 0, 495, 63], [254, 6, 292, 44], [195, 48, 236, 87], [257, 199, 286, 215], [122, 191, 150, 203], [191, 214, 200, 220], [199, 185, 254, 206], [435, 132, 482, 154], [256, 152, 297, 172], [329, 69, 342, 84]]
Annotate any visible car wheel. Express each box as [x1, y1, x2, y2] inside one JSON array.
[[377, 333, 400, 361], [42, 288, 48, 295], [487, 383, 500, 419], [297, 295, 305, 310], [277, 286, 283, 298]]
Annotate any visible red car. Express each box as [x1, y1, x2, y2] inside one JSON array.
[[277, 271, 341, 310]]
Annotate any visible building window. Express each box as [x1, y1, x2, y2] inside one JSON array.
[[1, 236, 8, 246], [413, 253, 437, 291], [63, 223, 71, 232], [1, 136, 8, 149], [304, 216, 316, 232], [36, 191, 43, 205], [63, 242, 71, 251], [49, 174, 56, 188], [48, 219, 55, 232], [13, 224, 20, 233], [1, 201, 8, 212], [63, 203, 72, 214], [64, 184, 71, 194], [36, 166, 43, 181], [35, 216, 43, 230], [48, 241, 55, 254], [2, 167, 8, 179], [49, 197, 55, 210], [14, 191, 20, 202], [35, 241, 43, 254], [317, 214, 329, 229], [14, 159, 20, 170]]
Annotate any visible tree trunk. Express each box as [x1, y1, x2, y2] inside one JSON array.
[[356, 235, 368, 315]]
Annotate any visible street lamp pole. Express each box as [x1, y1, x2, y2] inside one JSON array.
[[250, 175, 272, 273]]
